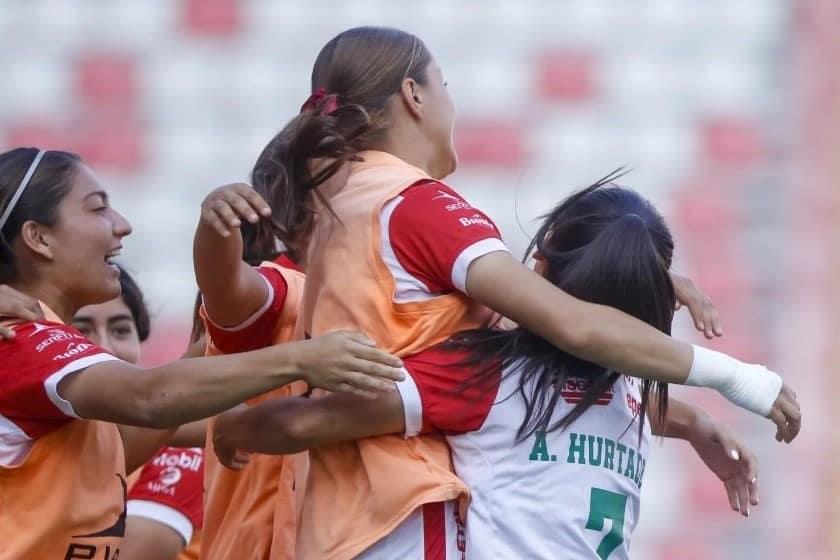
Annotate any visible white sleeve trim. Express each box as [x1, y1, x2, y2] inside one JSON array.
[[395, 369, 423, 437], [0, 412, 34, 467], [127, 499, 194, 545], [44, 353, 122, 418], [203, 273, 275, 332], [451, 237, 510, 294]]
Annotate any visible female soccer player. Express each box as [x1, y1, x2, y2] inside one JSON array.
[[72, 265, 203, 560], [0, 147, 403, 559], [214, 182, 763, 559], [203, 26, 798, 559]]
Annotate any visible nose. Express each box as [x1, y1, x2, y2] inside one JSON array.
[[112, 208, 133, 238]]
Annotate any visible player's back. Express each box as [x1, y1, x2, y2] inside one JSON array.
[[399, 348, 651, 560]]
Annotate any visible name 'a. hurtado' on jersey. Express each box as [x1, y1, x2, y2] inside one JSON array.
[[528, 431, 648, 489]]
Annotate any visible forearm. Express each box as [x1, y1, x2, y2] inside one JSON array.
[[649, 397, 704, 440], [65, 345, 304, 428], [215, 400, 311, 455], [193, 221, 264, 327], [215, 392, 406, 456], [468, 253, 693, 384]]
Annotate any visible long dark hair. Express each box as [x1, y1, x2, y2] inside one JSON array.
[[0, 148, 81, 283], [251, 26, 432, 255], [448, 170, 676, 442], [115, 264, 151, 343]]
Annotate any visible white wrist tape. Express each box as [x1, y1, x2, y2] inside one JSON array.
[[686, 345, 783, 417]]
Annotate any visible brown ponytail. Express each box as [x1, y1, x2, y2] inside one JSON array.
[[250, 26, 432, 251]]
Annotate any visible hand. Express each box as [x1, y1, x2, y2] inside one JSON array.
[[295, 331, 405, 399], [0, 284, 45, 340], [200, 183, 272, 238], [212, 411, 251, 470], [671, 272, 722, 339], [688, 413, 759, 517], [768, 383, 801, 443]]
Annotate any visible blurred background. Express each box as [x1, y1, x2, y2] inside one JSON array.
[[0, 0, 836, 558]]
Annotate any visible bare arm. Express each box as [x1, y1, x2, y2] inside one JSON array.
[[194, 183, 273, 327], [169, 420, 208, 448], [118, 426, 175, 473], [119, 517, 185, 560], [465, 252, 800, 441], [59, 331, 404, 429], [467, 252, 694, 383], [212, 392, 405, 466]]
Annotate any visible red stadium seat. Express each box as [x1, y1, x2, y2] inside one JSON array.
[[455, 120, 526, 168], [182, 0, 241, 37], [535, 49, 596, 103], [702, 118, 765, 165], [76, 54, 137, 110]]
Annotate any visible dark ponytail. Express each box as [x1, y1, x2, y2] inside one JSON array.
[[447, 171, 676, 443], [250, 27, 432, 253]]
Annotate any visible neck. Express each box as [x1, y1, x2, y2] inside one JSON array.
[[10, 279, 78, 323], [375, 127, 439, 178]]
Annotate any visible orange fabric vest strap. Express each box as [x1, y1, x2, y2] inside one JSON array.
[[201, 263, 306, 560]]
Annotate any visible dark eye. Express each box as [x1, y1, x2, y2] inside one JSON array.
[[73, 324, 92, 336]]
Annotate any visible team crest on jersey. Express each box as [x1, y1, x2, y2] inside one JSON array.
[[559, 377, 614, 405]]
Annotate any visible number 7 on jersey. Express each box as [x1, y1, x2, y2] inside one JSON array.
[[586, 487, 628, 559]]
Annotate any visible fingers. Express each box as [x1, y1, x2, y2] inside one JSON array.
[[201, 207, 233, 237], [0, 325, 15, 340], [0, 285, 44, 323], [778, 398, 802, 442], [736, 480, 750, 517], [725, 480, 740, 514], [200, 183, 272, 236], [340, 369, 398, 394], [346, 340, 404, 371], [768, 407, 791, 442], [748, 475, 760, 507], [212, 199, 243, 230], [232, 184, 272, 218], [331, 381, 378, 400], [229, 450, 251, 470], [671, 273, 723, 338]]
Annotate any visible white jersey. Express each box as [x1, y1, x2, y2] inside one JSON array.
[[396, 347, 652, 560]]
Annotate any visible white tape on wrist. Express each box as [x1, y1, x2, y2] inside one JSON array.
[[686, 345, 783, 417]]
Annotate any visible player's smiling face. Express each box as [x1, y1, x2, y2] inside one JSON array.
[[39, 164, 133, 308]]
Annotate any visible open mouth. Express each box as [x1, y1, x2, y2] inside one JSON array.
[[105, 247, 122, 266]]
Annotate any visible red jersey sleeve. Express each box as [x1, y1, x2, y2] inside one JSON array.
[[382, 180, 509, 296], [127, 447, 204, 544], [396, 345, 501, 436], [0, 321, 119, 466], [203, 265, 289, 353]]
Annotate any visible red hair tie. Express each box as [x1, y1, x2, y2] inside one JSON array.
[[300, 87, 340, 115]]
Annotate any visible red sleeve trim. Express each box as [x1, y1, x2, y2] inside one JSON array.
[[204, 266, 289, 353], [402, 345, 500, 435]]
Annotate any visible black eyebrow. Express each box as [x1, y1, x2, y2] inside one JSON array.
[[107, 315, 135, 324]]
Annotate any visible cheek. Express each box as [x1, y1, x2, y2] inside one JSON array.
[[112, 340, 141, 364]]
